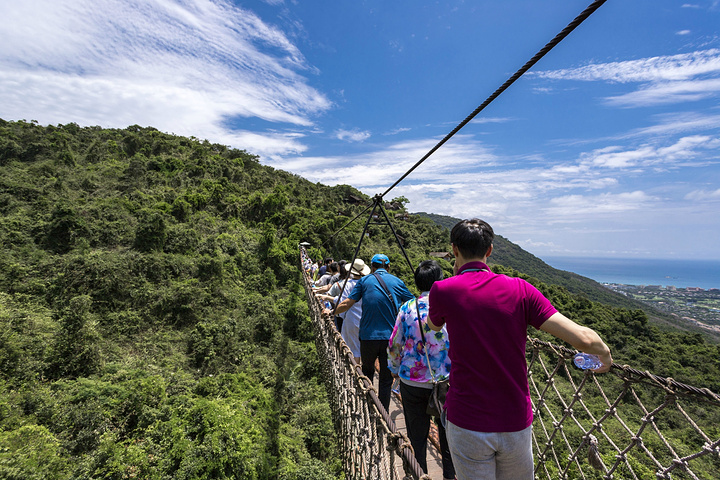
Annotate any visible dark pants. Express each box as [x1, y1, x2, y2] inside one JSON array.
[[334, 316, 344, 333], [400, 381, 455, 479], [360, 339, 393, 411]]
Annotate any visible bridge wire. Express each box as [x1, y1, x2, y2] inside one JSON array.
[[329, 199, 380, 317], [375, 195, 417, 275], [315, 0, 608, 250], [321, 202, 374, 249], [379, 0, 608, 199]]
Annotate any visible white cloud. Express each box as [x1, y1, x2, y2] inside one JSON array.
[[677, 30, 692, 35], [623, 112, 720, 139], [579, 135, 720, 169], [0, 0, 331, 157], [606, 78, 720, 107], [470, 117, 514, 125], [532, 49, 720, 107], [685, 188, 720, 201], [533, 49, 720, 83], [545, 191, 656, 218], [383, 127, 412, 135], [335, 129, 371, 142]]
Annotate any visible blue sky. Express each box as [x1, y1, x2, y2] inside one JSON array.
[[1, 1, 720, 260]]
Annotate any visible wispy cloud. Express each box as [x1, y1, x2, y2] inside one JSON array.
[[606, 79, 720, 107], [0, 0, 331, 157], [470, 117, 514, 125], [383, 127, 412, 135], [534, 50, 720, 83], [685, 188, 720, 201], [580, 135, 720, 169], [622, 112, 720, 139], [532, 49, 720, 107], [545, 191, 657, 218], [335, 129, 371, 142]]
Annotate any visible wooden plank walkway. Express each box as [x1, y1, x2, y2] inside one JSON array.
[[371, 375, 446, 479], [389, 390, 446, 479]]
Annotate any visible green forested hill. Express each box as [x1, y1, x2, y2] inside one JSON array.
[[1, 119, 718, 479]]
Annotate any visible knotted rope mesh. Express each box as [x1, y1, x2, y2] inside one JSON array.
[[301, 248, 428, 480], [301, 248, 720, 479], [528, 338, 720, 479]]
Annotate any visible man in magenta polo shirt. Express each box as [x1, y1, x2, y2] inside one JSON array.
[[428, 219, 612, 480]]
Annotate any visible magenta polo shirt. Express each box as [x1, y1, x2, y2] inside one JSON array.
[[428, 261, 557, 433]]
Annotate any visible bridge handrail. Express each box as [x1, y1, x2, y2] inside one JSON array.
[[301, 247, 429, 479], [301, 247, 720, 479]]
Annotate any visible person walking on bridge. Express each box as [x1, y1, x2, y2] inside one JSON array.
[[317, 258, 369, 363], [331, 253, 414, 411], [428, 219, 612, 480], [388, 259, 456, 480]]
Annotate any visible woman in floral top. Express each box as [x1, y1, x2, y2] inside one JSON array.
[[388, 260, 455, 480]]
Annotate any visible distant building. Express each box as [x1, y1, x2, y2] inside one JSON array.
[[429, 252, 453, 261], [686, 287, 705, 292]]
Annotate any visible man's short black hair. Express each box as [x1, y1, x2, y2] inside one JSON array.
[[450, 219, 494, 259], [324, 257, 333, 264], [328, 262, 339, 274], [371, 262, 389, 272], [415, 260, 444, 292]]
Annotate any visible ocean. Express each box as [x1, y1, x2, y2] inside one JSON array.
[[543, 256, 720, 290]]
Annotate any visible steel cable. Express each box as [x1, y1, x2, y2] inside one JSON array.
[[380, 0, 608, 199]]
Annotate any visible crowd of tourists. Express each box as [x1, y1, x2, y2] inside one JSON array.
[[302, 218, 612, 480]]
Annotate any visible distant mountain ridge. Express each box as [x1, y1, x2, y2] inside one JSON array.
[[415, 212, 650, 311]]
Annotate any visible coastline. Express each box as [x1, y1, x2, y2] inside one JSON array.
[[544, 256, 720, 291]]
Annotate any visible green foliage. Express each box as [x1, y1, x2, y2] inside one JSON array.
[[47, 295, 102, 379], [0, 119, 348, 479], [1, 118, 717, 479], [0, 425, 70, 479], [134, 208, 168, 252]]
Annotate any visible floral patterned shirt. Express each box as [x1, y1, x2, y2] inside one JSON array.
[[388, 293, 451, 384]]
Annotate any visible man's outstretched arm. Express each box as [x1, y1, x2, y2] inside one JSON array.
[[539, 312, 612, 373], [328, 298, 356, 316]]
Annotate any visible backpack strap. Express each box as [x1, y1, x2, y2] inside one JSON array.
[[372, 272, 398, 316]]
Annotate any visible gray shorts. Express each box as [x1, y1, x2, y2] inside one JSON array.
[[445, 421, 533, 480]]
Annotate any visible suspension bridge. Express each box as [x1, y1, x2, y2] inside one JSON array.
[[302, 246, 720, 479], [300, 1, 720, 477]]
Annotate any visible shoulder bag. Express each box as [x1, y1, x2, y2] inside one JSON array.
[[414, 299, 449, 418]]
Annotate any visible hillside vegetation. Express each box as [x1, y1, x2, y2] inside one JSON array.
[[1, 119, 718, 479], [417, 212, 651, 310]]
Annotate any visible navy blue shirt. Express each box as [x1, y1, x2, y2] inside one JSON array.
[[348, 269, 414, 340]]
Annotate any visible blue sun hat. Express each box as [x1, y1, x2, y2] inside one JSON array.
[[371, 254, 390, 266]]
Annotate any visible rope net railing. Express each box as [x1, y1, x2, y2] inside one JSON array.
[[300, 247, 720, 479], [528, 339, 720, 480], [301, 247, 427, 480]]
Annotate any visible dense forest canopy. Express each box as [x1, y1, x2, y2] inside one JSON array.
[[0, 119, 718, 479]]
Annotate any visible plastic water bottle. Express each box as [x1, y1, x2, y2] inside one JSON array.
[[391, 378, 400, 395], [323, 301, 332, 310], [574, 353, 603, 370]]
